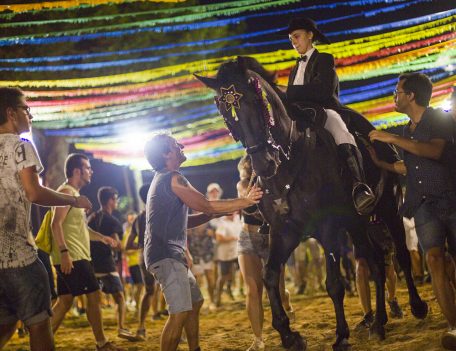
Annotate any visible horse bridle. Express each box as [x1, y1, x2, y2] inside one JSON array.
[[215, 76, 295, 161]]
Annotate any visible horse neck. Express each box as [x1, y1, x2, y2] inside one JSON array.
[[269, 95, 297, 149]]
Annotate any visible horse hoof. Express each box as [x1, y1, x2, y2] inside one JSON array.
[[333, 338, 351, 351], [411, 299, 428, 319], [369, 322, 385, 341], [284, 331, 307, 351]]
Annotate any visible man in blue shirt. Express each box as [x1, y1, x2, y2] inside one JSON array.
[[369, 73, 456, 350]]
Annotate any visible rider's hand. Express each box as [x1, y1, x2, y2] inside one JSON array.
[[60, 252, 74, 274], [246, 185, 263, 204], [73, 195, 92, 210]]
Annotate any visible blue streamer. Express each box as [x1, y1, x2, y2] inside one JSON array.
[[0, 0, 438, 47], [339, 68, 450, 103], [0, 39, 288, 71]]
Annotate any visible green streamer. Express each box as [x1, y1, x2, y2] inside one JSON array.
[[0, 0, 299, 27]]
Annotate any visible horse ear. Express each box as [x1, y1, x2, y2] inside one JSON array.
[[194, 74, 219, 91]]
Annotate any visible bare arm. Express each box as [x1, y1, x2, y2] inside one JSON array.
[[125, 219, 139, 250], [367, 145, 407, 176], [185, 246, 193, 269], [87, 227, 118, 248], [369, 130, 446, 160], [50, 188, 74, 274], [19, 167, 91, 209], [171, 174, 262, 214], [216, 231, 237, 243], [187, 213, 213, 229]]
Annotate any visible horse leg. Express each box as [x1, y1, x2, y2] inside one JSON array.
[[368, 252, 387, 340], [264, 226, 306, 350], [318, 222, 351, 351], [381, 205, 428, 319], [350, 223, 387, 340]]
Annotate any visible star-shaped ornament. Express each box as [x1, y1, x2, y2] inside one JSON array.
[[219, 85, 243, 112], [272, 198, 289, 215]]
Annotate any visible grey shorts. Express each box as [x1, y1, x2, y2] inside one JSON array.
[[237, 229, 269, 262], [148, 258, 203, 314], [414, 201, 456, 253], [0, 259, 52, 327]]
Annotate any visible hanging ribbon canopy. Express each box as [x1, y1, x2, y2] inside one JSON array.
[[0, 0, 455, 169]]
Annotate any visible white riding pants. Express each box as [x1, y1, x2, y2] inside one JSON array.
[[324, 109, 357, 146]]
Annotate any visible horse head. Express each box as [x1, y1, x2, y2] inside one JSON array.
[[195, 56, 293, 178]]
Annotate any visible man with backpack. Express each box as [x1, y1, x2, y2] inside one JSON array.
[[50, 154, 124, 351]]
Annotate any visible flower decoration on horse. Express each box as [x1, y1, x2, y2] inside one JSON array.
[[217, 84, 243, 120]]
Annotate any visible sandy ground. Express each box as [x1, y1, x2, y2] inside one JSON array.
[[5, 282, 449, 351]]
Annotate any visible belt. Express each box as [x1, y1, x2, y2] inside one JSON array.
[[242, 223, 261, 234]]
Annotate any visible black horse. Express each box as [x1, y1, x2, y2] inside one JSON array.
[[195, 57, 427, 350]]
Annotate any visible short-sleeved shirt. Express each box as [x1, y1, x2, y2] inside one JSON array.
[[216, 217, 241, 261], [88, 210, 123, 273], [0, 134, 43, 269], [188, 224, 215, 263], [50, 184, 91, 265], [401, 107, 456, 218], [144, 170, 188, 268]]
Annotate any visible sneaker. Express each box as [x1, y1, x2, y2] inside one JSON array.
[[136, 329, 146, 341], [118, 328, 140, 342], [354, 310, 374, 331], [152, 312, 162, 320], [442, 329, 456, 350], [247, 337, 265, 351], [388, 298, 404, 319], [96, 341, 125, 351]]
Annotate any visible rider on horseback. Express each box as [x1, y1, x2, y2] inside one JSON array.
[[279, 17, 376, 215]]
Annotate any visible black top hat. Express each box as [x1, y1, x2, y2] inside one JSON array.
[[280, 17, 330, 44]]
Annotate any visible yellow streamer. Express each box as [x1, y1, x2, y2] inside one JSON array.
[[0, 0, 184, 13]]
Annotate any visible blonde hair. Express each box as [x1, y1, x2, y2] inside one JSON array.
[[237, 155, 252, 181]]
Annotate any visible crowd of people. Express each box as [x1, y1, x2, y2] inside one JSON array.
[[1, 15, 456, 351]]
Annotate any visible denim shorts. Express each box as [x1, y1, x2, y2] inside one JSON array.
[[97, 273, 124, 294], [148, 258, 203, 314], [414, 200, 456, 253], [0, 259, 52, 327], [237, 229, 269, 262]]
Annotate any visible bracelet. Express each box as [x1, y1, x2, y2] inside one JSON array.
[[60, 248, 69, 253]]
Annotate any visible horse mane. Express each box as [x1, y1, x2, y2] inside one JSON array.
[[236, 56, 277, 86], [246, 70, 289, 123]]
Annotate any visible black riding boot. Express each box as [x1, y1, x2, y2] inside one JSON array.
[[338, 143, 376, 215]]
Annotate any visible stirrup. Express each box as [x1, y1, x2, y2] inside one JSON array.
[[352, 182, 376, 215]]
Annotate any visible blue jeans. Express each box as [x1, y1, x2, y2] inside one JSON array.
[[0, 259, 52, 326], [414, 200, 456, 253]]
